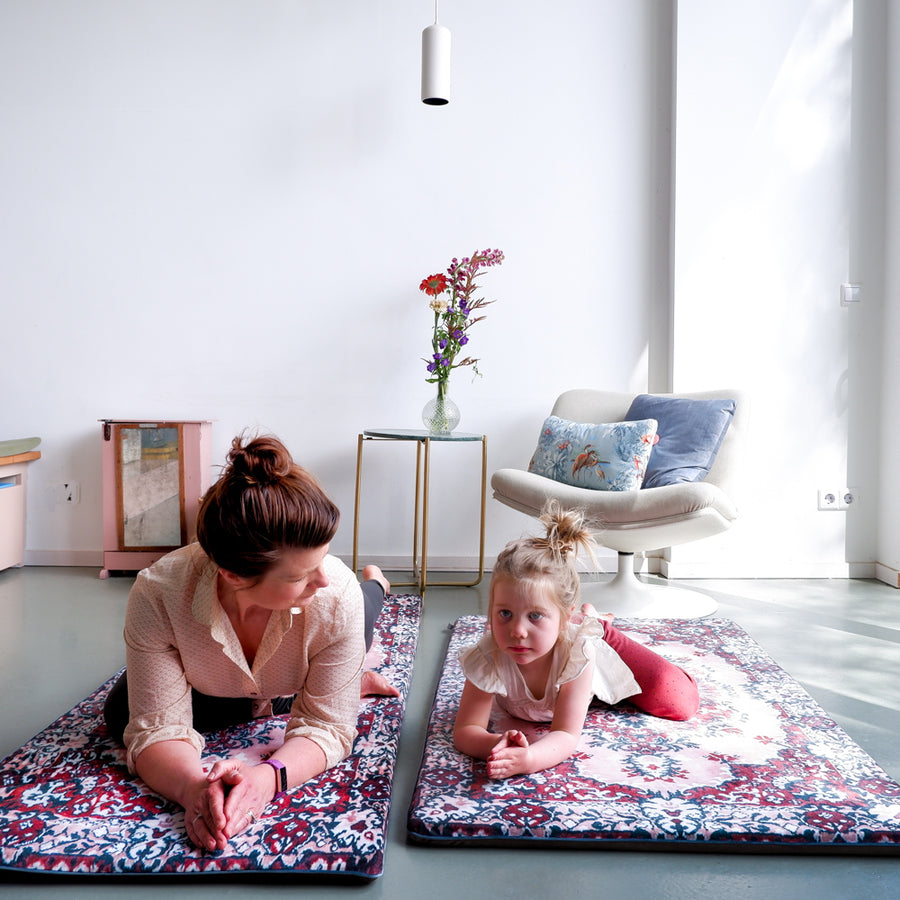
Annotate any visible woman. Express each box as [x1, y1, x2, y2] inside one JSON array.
[[104, 432, 395, 851]]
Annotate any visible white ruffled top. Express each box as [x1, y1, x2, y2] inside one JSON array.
[[458, 618, 642, 723]]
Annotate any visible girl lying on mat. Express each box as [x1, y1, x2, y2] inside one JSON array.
[[453, 501, 699, 779], [103, 432, 397, 852]]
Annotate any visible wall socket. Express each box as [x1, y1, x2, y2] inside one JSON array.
[[54, 482, 81, 505], [817, 487, 856, 510]]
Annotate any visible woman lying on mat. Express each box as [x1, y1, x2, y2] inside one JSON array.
[[103, 432, 397, 851], [453, 501, 699, 779]]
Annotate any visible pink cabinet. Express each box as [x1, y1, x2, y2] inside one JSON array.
[[0, 450, 41, 571], [100, 420, 212, 577]]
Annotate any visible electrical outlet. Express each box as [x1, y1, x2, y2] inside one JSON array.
[[818, 488, 840, 510], [838, 487, 857, 510], [54, 482, 81, 505]]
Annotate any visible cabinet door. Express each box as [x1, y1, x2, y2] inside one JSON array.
[[114, 423, 187, 551]]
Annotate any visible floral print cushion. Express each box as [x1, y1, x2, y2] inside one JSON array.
[[528, 415, 658, 491]]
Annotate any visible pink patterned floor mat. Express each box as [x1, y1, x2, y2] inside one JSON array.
[[407, 615, 900, 854], [0, 594, 421, 880]]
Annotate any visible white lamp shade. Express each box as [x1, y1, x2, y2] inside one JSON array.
[[421, 23, 451, 105]]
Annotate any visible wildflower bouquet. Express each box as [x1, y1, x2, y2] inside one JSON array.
[[419, 247, 505, 399]]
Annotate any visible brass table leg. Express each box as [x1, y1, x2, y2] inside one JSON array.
[[422, 435, 487, 589], [420, 437, 431, 593], [352, 433, 363, 577], [412, 440, 422, 587]]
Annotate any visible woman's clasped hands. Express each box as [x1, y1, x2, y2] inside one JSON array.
[[185, 758, 275, 851]]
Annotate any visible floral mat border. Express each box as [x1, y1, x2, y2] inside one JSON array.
[[0, 593, 422, 880], [407, 615, 900, 854]]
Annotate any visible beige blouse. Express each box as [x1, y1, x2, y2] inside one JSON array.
[[121, 543, 365, 773]]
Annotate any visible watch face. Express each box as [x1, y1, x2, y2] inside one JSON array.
[[268, 759, 287, 792]]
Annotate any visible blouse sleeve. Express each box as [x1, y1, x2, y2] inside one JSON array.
[[283, 563, 366, 768], [121, 568, 205, 772]]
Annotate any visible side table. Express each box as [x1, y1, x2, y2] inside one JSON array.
[[352, 428, 487, 593]]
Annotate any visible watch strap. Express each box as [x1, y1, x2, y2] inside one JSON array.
[[263, 759, 287, 799]]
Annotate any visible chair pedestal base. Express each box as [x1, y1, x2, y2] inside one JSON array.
[[580, 553, 718, 619]]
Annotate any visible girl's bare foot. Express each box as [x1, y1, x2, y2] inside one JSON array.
[[580, 602, 614, 623]]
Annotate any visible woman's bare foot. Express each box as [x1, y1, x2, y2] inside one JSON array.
[[360, 670, 400, 697], [362, 565, 390, 595]]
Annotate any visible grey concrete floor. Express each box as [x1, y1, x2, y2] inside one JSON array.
[[1, 566, 899, 898]]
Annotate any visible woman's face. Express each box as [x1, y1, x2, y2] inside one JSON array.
[[228, 544, 330, 611]]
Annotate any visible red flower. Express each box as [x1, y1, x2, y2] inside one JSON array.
[[419, 273, 449, 297]]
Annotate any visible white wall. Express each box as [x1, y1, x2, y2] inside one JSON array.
[[878, 0, 900, 586], [671, 0, 863, 578], [2, 1, 670, 568], [2, 1, 895, 582]]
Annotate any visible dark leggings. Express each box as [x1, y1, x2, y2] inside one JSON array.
[[103, 579, 386, 744]]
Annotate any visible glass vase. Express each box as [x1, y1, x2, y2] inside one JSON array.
[[422, 382, 460, 434]]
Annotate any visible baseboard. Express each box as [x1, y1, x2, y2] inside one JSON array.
[[875, 563, 900, 589], [19, 549, 892, 586], [658, 559, 873, 580], [23, 549, 103, 567]]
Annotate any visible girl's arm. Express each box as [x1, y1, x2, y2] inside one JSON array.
[[486, 663, 594, 778], [453, 679, 504, 759]]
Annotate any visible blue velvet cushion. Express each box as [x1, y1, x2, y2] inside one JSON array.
[[528, 415, 658, 492], [624, 395, 735, 488]]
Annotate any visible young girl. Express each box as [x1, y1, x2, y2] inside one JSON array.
[[453, 502, 700, 779]]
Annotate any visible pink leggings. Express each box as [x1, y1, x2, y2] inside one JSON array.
[[602, 621, 699, 721]]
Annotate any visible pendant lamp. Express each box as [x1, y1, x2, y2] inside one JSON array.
[[421, 1, 450, 105]]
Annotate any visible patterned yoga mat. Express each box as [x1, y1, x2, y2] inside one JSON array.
[[0, 593, 421, 880], [407, 615, 900, 854]]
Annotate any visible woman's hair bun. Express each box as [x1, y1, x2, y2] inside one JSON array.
[[227, 434, 292, 486], [197, 430, 340, 577]]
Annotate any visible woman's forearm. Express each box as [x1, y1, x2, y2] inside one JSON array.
[[261, 734, 328, 792], [133, 739, 208, 809]]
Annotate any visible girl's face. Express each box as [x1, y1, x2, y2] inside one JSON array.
[[225, 544, 330, 612], [489, 578, 565, 669]]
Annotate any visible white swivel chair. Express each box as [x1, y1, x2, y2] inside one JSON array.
[[490, 389, 748, 618]]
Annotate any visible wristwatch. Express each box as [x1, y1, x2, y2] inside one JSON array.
[[263, 759, 287, 799]]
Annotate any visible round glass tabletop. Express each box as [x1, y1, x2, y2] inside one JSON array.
[[363, 428, 484, 442]]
